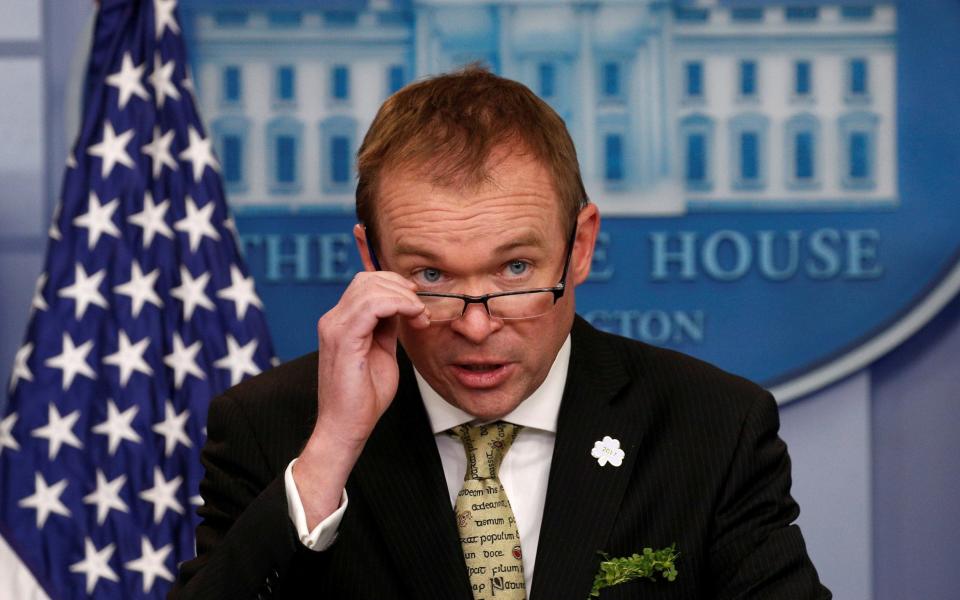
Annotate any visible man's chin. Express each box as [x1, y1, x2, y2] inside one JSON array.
[[446, 388, 525, 422]]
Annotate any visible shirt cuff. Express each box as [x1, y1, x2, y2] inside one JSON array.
[[284, 458, 348, 551]]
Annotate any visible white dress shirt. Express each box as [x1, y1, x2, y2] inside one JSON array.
[[284, 335, 571, 597]]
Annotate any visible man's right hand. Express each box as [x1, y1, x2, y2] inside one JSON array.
[[291, 271, 430, 529]]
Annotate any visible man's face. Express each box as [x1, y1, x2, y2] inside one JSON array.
[[356, 149, 598, 421]]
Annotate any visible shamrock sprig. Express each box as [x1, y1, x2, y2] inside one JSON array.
[[588, 544, 679, 598]]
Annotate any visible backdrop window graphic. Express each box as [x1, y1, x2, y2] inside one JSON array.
[[179, 0, 959, 402], [1, 0, 274, 597]]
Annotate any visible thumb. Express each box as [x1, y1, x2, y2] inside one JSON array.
[[372, 315, 400, 357]]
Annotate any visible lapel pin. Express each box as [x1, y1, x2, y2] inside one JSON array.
[[591, 436, 625, 467]]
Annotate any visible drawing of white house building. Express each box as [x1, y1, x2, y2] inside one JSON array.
[[671, 0, 897, 211], [182, 0, 897, 215]]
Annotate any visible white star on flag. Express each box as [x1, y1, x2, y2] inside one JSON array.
[[149, 52, 181, 108], [217, 265, 264, 320], [64, 150, 77, 170], [69, 538, 119, 594], [102, 330, 154, 387], [73, 191, 121, 249], [128, 190, 174, 247], [83, 470, 129, 525], [139, 467, 184, 524], [223, 215, 240, 245], [114, 261, 163, 317], [10, 342, 34, 393], [30, 273, 49, 314], [170, 265, 214, 320], [152, 400, 192, 457], [163, 332, 205, 389], [178, 126, 220, 182], [92, 399, 142, 456], [141, 126, 178, 179], [48, 203, 62, 240], [125, 536, 175, 593], [18, 472, 71, 528], [181, 65, 195, 95], [44, 332, 97, 390], [174, 195, 221, 253], [0, 413, 19, 454], [153, 0, 181, 39], [214, 335, 261, 387], [30, 404, 83, 460], [86, 120, 135, 178], [105, 51, 149, 109], [57, 263, 109, 320]]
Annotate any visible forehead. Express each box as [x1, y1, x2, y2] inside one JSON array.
[[374, 151, 566, 249]]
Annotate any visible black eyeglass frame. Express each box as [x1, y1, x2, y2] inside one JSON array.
[[363, 223, 579, 321]]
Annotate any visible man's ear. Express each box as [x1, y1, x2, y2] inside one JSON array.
[[570, 204, 600, 286], [353, 223, 378, 272]]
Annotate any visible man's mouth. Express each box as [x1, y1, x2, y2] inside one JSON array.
[[458, 363, 503, 372], [450, 362, 513, 389]]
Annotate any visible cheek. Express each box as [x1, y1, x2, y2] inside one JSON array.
[[541, 292, 574, 327]]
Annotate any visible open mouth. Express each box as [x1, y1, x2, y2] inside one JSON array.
[[450, 362, 512, 389], [458, 363, 503, 372]]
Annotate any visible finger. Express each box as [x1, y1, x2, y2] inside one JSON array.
[[343, 273, 422, 306], [346, 279, 431, 329], [360, 278, 422, 302], [404, 307, 432, 330], [328, 295, 427, 347], [372, 314, 399, 355], [350, 291, 431, 333], [350, 270, 418, 291]]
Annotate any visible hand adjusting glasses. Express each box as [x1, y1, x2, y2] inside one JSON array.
[[366, 225, 577, 322]]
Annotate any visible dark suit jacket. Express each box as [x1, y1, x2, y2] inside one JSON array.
[[171, 316, 829, 599]]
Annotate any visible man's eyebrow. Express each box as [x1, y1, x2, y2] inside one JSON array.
[[393, 243, 441, 260], [392, 233, 546, 261], [492, 233, 546, 254]]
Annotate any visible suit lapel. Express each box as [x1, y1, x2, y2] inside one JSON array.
[[530, 317, 651, 600], [352, 352, 473, 598]]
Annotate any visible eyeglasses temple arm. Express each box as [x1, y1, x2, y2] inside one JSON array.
[[362, 225, 383, 271], [557, 222, 578, 288]]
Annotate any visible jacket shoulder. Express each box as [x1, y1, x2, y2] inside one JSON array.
[[207, 352, 319, 471], [220, 351, 318, 409], [575, 317, 772, 417]]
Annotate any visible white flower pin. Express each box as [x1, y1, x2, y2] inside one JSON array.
[[591, 436, 625, 467]]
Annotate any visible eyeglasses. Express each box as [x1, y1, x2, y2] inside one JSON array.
[[365, 225, 577, 322]]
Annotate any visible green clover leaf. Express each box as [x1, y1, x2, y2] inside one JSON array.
[[588, 544, 679, 598]]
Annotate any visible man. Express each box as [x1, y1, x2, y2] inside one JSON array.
[[172, 67, 829, 599]]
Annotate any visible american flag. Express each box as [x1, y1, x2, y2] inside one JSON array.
[[0, 0, 275, 597]]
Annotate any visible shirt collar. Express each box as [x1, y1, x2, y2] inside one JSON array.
[[415, 334, 571, 435]]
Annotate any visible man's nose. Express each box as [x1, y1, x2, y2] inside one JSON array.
[[449, 301, 502, 344]]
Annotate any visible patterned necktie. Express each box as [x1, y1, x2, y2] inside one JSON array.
[[450, 422, 526, 600]]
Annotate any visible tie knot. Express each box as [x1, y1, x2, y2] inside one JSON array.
[[450, 422, 522, 480]]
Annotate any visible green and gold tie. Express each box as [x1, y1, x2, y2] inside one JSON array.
[[450, 422, 526, 600]]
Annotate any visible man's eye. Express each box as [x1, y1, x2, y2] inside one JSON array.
[[419, 268, 442, 283], [506, 261, 529, 276]]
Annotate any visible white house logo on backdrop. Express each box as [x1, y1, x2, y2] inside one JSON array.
[[187, 0, 896, 216], [183, 0, 960, 402]]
